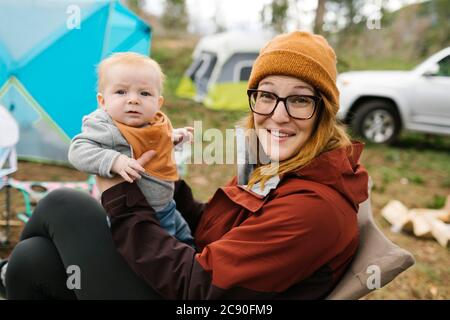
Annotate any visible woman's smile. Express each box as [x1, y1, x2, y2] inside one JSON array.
[[254, 75, 317, 161], [266, 128, 296, 143]]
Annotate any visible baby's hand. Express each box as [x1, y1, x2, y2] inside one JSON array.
[[111, 154, 146, 183], [172, 127, 194, 145]]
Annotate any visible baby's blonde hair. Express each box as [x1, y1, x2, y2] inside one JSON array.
[[96, 52, 166, 93]]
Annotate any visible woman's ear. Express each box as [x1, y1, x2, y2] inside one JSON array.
[[158, 96, 164, 109], [97, 93, 105, 109]]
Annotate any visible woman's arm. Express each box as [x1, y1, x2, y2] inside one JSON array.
[[96, 151, 205, 233], [101, 182, 345, 299]]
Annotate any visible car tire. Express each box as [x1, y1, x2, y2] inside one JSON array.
[[351, 100, 401, 144]]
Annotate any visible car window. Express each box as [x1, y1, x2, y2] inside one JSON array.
[[437, 55, 450, 77]]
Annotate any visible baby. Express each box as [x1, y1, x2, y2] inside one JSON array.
[[69, 52, 195, 247]]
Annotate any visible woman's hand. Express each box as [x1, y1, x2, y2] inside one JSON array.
[[111, 154, 146, 183], [96, 150, 156, 193]]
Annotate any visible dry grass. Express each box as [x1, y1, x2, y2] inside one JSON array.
[[1, 36, 448, 299], [1, 119, 448, 300]]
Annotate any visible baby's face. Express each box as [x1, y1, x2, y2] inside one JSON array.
[[97, 63, 163, 127]]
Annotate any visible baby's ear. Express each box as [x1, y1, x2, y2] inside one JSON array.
[[97, 93, 105, 109], [158, 95, 164, 109]]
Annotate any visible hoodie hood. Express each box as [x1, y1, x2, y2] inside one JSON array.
[[292, 141, 369, 211]]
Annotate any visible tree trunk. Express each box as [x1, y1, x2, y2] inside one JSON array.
[[314, 0, 326, 34]]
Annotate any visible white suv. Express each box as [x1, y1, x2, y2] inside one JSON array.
[[337, 47, 450, 144]]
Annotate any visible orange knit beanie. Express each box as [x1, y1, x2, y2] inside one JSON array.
[[248, 31, 339, 115]]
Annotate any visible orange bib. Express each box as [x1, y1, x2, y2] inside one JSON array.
[[114, 112, 179, 181]]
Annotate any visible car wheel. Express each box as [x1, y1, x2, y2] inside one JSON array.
[[351, 100, 401, 144]]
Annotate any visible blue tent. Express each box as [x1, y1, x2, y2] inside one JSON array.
[[0, 0, 151, 164]]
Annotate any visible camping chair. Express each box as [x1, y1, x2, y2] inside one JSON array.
[[0, 148, 17, 179], [326, 178, 415, 299], [236, 130, 415, 300], [7, 176, 99, 223], [10, 145, 190, 223], [4, 144, 190, 225], [0, 105, 19, 178], [0, 106, 100, 226], [0, 104, 19, 246]]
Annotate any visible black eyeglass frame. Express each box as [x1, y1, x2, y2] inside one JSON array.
[[247, 89, 322, 120]]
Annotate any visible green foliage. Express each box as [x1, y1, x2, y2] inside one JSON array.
[[333, 0, 450, 69], [421, 0, 450, 54], [441, 177, 450, 189], [151, 41, 193, 97], [406, 174, 425, 185], [260, 0, 290, 33], [126, 0, 141, 14], [161, 0, 189, 33], [337, 53, 419, 73], [426, 195, 447, 209]]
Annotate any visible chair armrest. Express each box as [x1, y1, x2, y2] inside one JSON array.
[[326, 180, 415, 300]]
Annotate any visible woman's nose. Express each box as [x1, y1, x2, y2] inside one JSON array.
[[270, 101, 290, 123]]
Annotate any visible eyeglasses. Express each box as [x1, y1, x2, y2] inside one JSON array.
[[247, 89, 322, 120]]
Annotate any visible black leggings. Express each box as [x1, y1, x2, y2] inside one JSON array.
[[5, 188, 160, 299]]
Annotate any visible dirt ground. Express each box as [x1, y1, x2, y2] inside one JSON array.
[[1, 147, 449, 299]]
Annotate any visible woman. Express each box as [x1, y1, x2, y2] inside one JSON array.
[[1, 31, 368, 299]]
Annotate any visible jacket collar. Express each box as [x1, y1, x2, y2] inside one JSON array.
[[242, 174, 281, 197], [290, 141, 368, 210], [219, 141, 367, 213]]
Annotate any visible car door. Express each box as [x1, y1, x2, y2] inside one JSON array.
[[411, 55, 450, 129]]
